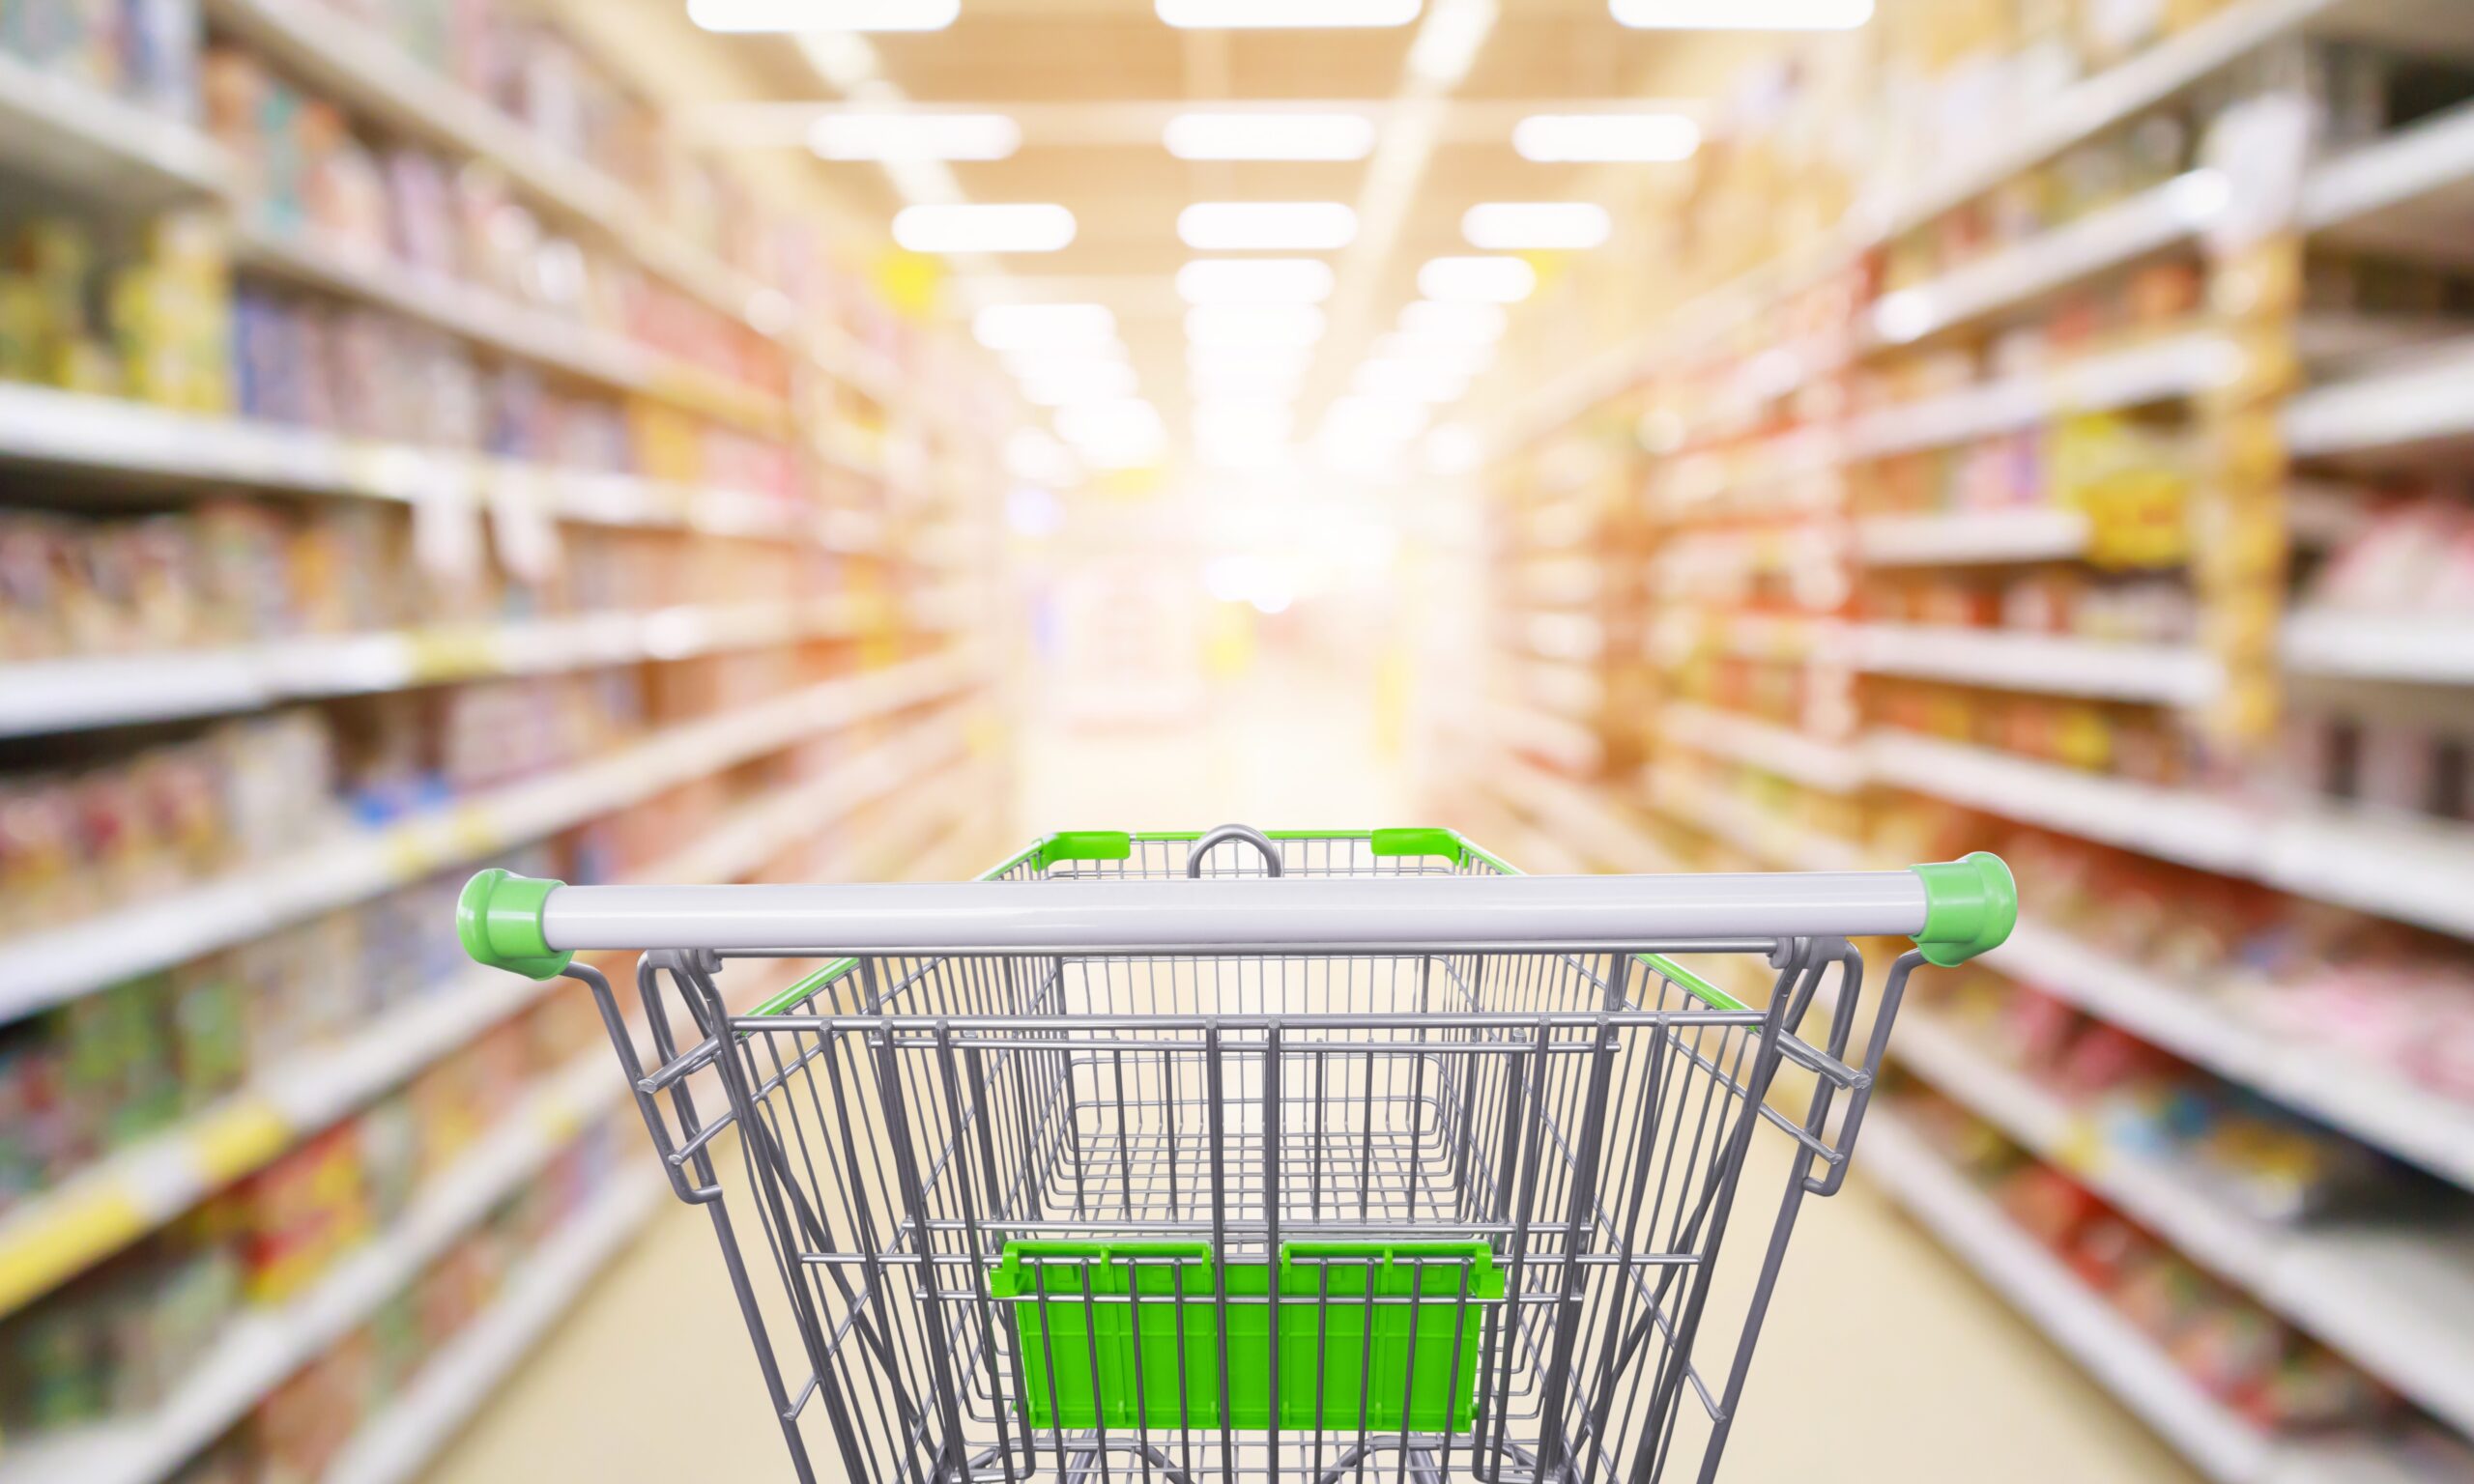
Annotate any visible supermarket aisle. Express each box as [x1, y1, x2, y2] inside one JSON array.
[[424, 659, 2190, 1484]]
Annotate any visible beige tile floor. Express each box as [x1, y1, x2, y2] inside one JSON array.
[[426, 662, 2193, 1484]]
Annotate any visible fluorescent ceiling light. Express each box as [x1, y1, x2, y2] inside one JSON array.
[[1165, 113, 1376, 161], [1157, 0, 1418, 27], [1187, 343, 1314, 374], [1512, 114, 1699, 162], [689, 0, 958, 31], [973, 302, 1116, 352], [1322, 396, 1430, 444], [1354, 358, 1469, 403], [1371, 333, 1491, 374], [1194, 399, 1295, 444], [1020, 362, 1139, 406], [1055, 399, 1166, 469], [809, 112, 1020, 161], [1611, 0, 1870, 27], [1187, 303, 1326, 349], [1177, 258, 1337, 305], [1418, 256, 1536, 304], [1179, 202, 1358, 251], [1463, 202, 1611, 250], [894, 203, 1075, 254], [1397, 300, 1505, 343], [1405, 0, 1496, 85]]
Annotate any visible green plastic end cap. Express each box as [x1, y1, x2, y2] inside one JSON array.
[[1909, 852, 2017, 967], [457, 868, 573, 980]]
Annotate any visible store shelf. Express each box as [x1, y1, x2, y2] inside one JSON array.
[[1703, 612, 1854, 666], [2285, 339, 2474, 458], [0, 383, 808, 537], [1643, 764, 1867, 871], [232, 222, 787, 435], [1660, 703, 1867, 793], [0, 50, 236, 203], [0, 648, 980, 1022], [1868, 731, 2474, 941], [1865, 729, 2262, 871], [1853, 623, 2223, 705], [2302, 96, 2474, 258], [0, 715, 965, 1319], [2282, 610, 2474, 684], [1867, 173, 2221, 348], [1851, 332, 2244, 460], [1852, 507, 2093, 567], [201, 0, 781, 339], [0, 1053, 623, 1484], [1485, 700, 1603, 775], [321, 1169, 660, 1484], [1489, 756, 1680, 873], [1857, 1108, 2430, 1484], [1985, 917, 2474, 1194], [0, 597, 870, 737], [1890, 1012, 2474, 1440]]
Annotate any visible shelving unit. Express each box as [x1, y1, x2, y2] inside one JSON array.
[[1472, 0, 2474, 1473], [0, 1, 1017, 1476]]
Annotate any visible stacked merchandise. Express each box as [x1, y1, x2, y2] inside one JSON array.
[[1468, 0, 2474, 1476], [0, 1, 1017, 1480]]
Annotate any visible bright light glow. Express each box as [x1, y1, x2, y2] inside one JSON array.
[[1179, 202, 1357, 251], [1398, 300, 1506, 343], [1610, 0, 1870, 27], [894, 204, 1075, 254], [1417, 256, 1537, 303], [1164, 113, 1376, 161], [1511, 114, 1700, 163], [1176, 258, 1336, 305], [690, 0, 958, 29], [1424, 422, 1484, 475], [1157, 0, 1418, 26], [1462, 202, 1610, 250], [809, 112, 1020, 161], [1371, 333, 1491, 375], [1055, 399, 1166, 469], [1189, 355, 1309, 398], [1187, 303, 1325, 350], [1354, 358, 1469, 403], [1193, 399, 1295, 445], [973, 302, 1116, 352], [1005, 483, 1064, 536], [1187, 344, 1314, 375], [1322, 396, 1430, 443], [1406, 0, 1497, 85], [1003, 429, 1079, 486], [1019, 362, 1139, 406]]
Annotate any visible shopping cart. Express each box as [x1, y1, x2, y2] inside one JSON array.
[[457, 825, 2014, 1484]]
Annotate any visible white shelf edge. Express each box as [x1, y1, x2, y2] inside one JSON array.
[[1659, 702, 1868, 794], [1487, 758, 1682, 874], [1853, 623, 2223, 705], [319, 1170, 662, 1484], [2301, 95, 2474, 237], [1866, 173, 2217, 347], [1888, 1012, 2474, 1440], [0, 384, 818, 539], [1866, 729, 2474, 942], [0, 714, 967, 1319], [0, 1055, 623, 1484], [0, 50, 238, 202], [201, 0, 784, 340], [1851, 332, 2244, 459], [1856, 1108, 2414, 1484], [0, 649, 980, 1018], [1985, 918, 2474, 1192], [1643, 764, 1868, 872], [1853, 507, 2092, 567], [2285, 340, 2474, 457], [2281, 610, 2474, 684], [0, 597, 868, 737]]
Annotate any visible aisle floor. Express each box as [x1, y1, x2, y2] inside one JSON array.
[[425, 664, 2195, 1484]]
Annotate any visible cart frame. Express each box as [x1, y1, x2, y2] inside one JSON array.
[[458, 826, 2013, 1484]]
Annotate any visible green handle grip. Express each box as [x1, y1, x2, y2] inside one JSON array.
[[457, 869, 572, 979], [1909, 852, 2017, 967]]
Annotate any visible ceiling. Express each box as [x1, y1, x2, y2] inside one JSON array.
[[651, 0, 1809, 475]]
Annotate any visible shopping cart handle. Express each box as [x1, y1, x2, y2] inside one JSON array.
[[456, 854, 2015, 972]]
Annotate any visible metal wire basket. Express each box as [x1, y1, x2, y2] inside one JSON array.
[[457, 825, 2015, 1484]]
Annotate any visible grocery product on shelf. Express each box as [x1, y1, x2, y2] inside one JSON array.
[[0, 0, 202, 120]]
